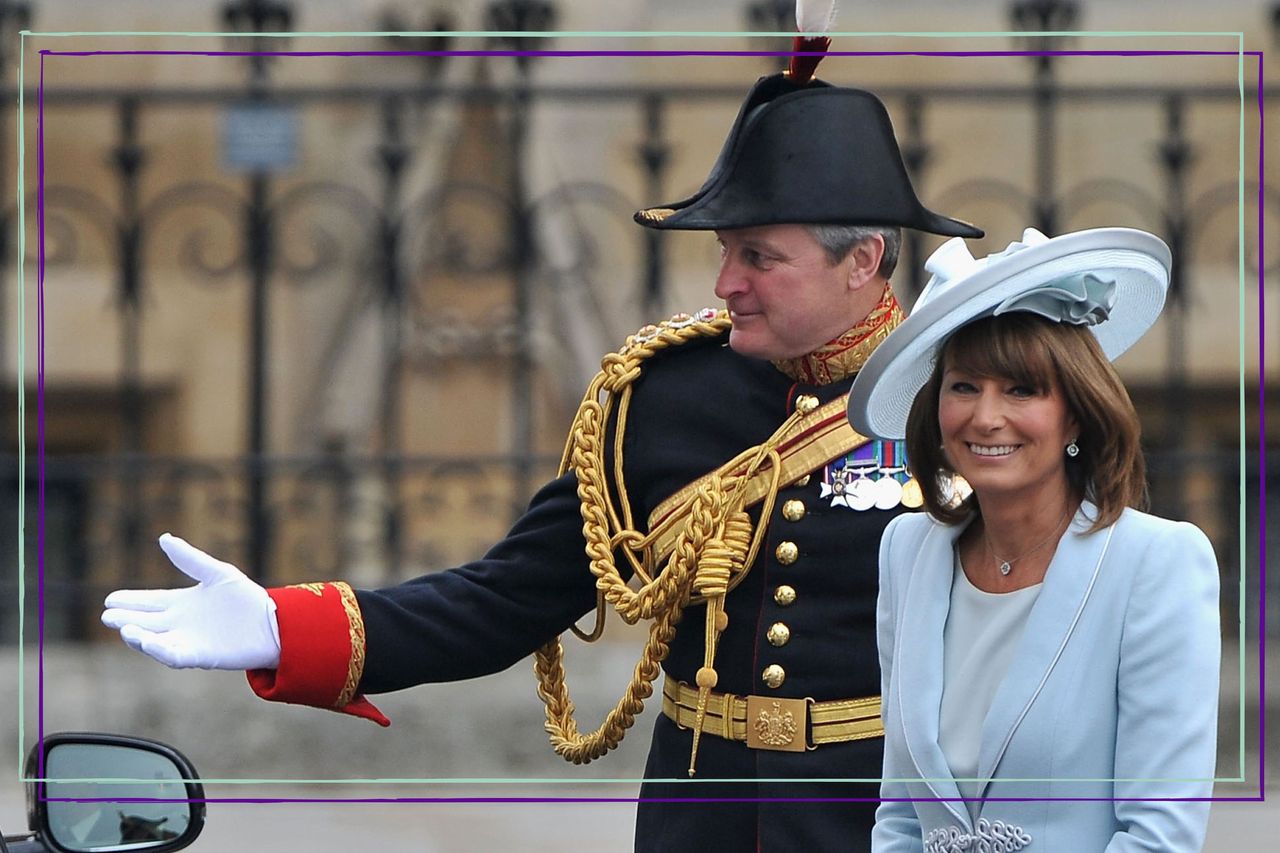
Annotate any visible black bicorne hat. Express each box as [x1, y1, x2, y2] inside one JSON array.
[[634, 74, 983, 239]]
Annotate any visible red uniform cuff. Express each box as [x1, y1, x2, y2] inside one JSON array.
[[246, 582, 390, 727]]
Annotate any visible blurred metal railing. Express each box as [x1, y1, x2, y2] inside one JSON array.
[[1, 445, 1272, 642]]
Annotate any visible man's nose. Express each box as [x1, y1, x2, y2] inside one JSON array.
[[714, 255, 748, 299]]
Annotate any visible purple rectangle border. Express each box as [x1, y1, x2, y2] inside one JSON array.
[[30, 46, 1267, 806]]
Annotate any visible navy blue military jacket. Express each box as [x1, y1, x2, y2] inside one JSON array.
[[354, 330, 907, 852]]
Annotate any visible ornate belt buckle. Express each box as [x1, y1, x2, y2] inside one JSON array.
[[745, 696, 809, 752]]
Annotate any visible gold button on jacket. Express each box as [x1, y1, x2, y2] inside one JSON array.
[[767, 622, 791, 647], [782, 499, 806, 522], [761, 664, 786, 689], [774, 541, 799, 565], [773, 584, 797, 606]]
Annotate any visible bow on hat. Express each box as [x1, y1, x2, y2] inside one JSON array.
[[917, 227, 1118, 328]]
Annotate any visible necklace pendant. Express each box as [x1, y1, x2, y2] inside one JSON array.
[[998, 561, 1012, 576]]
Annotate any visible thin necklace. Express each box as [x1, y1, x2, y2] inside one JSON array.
[[985, 505, 1074, 577]]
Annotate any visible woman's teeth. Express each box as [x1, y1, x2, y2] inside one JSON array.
[[968, 444, 1017, 457]]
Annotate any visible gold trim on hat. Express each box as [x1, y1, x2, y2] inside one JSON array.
[[636, 207, 676, 223]]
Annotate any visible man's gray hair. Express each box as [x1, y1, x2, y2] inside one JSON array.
[[805, 224, 902, 279]]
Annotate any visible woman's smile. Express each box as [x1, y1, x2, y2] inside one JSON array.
[[965, 442, 1020, 458]]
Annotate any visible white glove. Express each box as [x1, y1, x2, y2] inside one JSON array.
[[101, 533, 282, 670]]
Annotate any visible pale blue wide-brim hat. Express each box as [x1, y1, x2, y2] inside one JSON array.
[[847, 226, 1171, 441]]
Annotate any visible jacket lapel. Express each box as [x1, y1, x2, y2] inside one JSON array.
[[975, 503, 1116, 787], [893, 518, 969, 822]]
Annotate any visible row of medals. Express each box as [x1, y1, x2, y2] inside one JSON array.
[[819, 448, 924, 511]]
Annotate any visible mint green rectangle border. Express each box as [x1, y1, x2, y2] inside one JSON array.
[[15, 30, 1252, 789]]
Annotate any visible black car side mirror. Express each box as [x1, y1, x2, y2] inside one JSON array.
[[22, 733, 205, 853]]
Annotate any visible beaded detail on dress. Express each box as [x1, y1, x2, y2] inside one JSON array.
[[924, 819, 1033, 853]]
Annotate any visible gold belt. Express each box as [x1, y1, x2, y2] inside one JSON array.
[[661, 676, 883, 753]]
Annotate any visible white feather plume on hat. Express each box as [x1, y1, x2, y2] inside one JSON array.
[[796, 0, 838, 33], [789, 0, 838, 84]]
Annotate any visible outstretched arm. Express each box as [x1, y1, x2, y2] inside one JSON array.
[[101, 471, 600, 723]]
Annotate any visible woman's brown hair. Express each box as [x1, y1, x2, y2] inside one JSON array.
[[904, 313, 1147, 531]]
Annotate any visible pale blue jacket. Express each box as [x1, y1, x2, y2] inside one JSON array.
[[873, 504, 1220, 853]]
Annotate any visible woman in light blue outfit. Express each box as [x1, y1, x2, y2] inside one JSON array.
[[847, 228, 1220, 852]]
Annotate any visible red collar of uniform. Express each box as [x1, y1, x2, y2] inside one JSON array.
[[771, 284, 905, 386]]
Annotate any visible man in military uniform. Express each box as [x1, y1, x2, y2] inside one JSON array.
[[103, 67, 981, 851]]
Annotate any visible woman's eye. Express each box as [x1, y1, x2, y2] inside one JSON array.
[[949, 381, 976, 393], [1009, 385, 1037, 398]]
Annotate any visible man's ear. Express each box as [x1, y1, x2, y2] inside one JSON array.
[[846, 234, 886, 291]]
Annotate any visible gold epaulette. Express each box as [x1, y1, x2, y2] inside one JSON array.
[[557, 308, 730, 420], [621, 307, 726, 351]]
